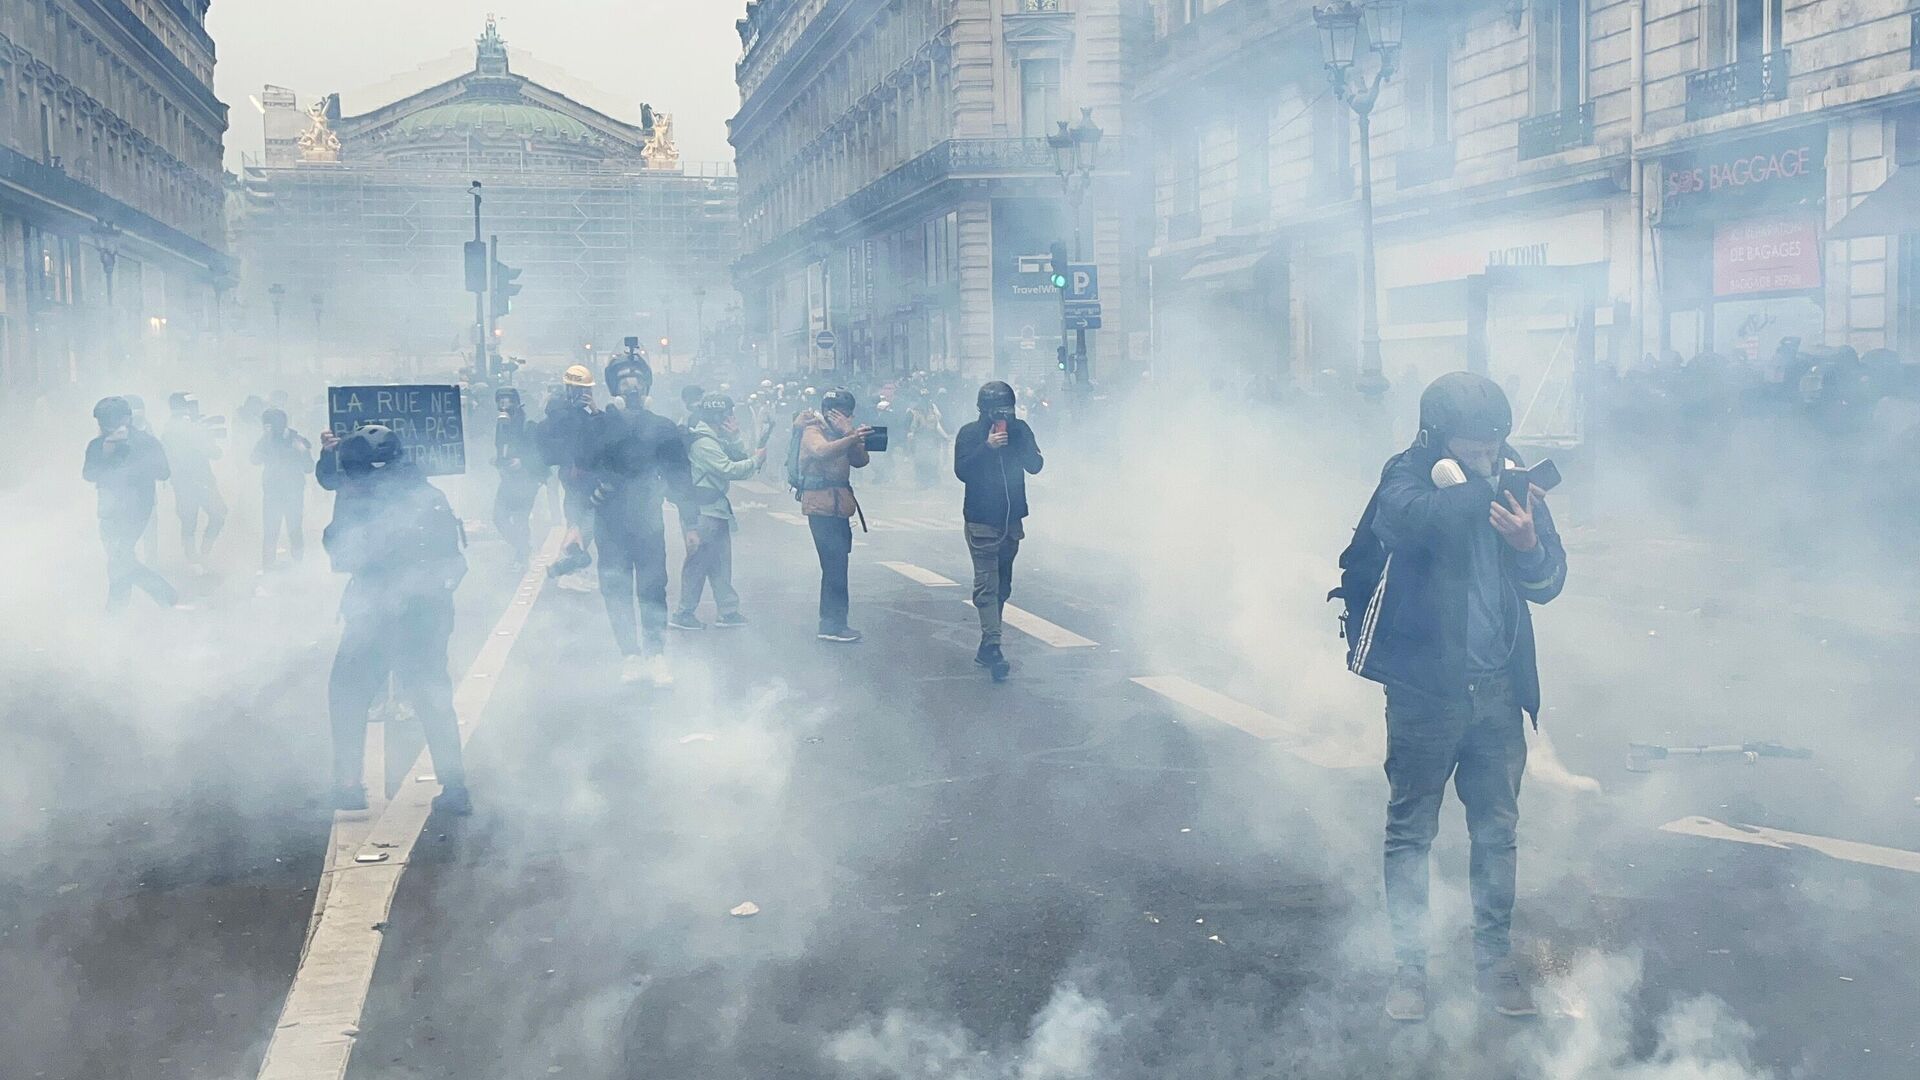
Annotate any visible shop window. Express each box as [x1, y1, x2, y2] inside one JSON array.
[[1020, 59, 1062, 139], [1531, 0, 1584, 115]]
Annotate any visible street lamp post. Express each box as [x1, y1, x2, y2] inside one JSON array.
[[692, 286, 707, 366], [92, 222, 121, 375], [1047, 107, 1102, 383], [268, 282, 287, 376], [1315, 0, 1404, 403]]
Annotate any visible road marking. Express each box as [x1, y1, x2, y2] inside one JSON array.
[[736, 479, 779, 496], [880, 561, 960, 587], [1658, 816, 1920, 875], [1131, 676, 1378, 769], [769, 511, 807, 526], [258, 527, 564, 1080], [989, 601, 1099, 648]]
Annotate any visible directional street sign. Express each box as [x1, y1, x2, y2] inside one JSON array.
[[1064, 299, 1102, 330], [1066, 263, 1099, 302]]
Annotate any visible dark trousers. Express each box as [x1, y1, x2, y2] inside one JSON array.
[[493, 479, 539, 562], [964, 521, 1021, 646], [328, 597, 466, 793], [261, 483, 305, 566], [175, 484, 227, 560], [599, 528, 669, 657], [102, 521, 177, 610], [1383, 674, 1527, 972], [808, 514, 852, 633], [679, 516, 739, 617]]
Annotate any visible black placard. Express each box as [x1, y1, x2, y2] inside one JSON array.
[[327, 384, 466, 476]]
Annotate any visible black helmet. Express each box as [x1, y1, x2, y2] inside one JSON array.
[[1417, 372, 1512, 447], [819, 386, 856, 415], [337, 424, 402, 474], [167, 391, 198, 415], [604, 354, 653, 395], [261, 406, 289, 431], [680, 384, 707, 410], [495, 386, 522, 410], [977, 380, 1016, 416], [694, 392, 735, 423], [94, 396, 132, 428]]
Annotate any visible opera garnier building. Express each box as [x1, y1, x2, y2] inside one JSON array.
[[237, 17, 738, 365]]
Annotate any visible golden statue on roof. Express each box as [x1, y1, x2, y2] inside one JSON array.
[[297, 100, 341, 163], [642, 111, 680, 170]]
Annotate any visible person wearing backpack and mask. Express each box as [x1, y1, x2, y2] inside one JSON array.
[[320, 424, 471, 816], [671, 393, 765, 629], [1335, 372, 1567, 1022], [952, 381, 1043, 681], [791, 387, 871, 643]]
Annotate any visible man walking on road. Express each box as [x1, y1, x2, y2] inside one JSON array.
[[162, 392, 226, 569], [319, 424, 471, 816], [491, 387, 546, 570], [590, 351, 702, 686], [953, 381, 1043, 681], [252, 406, 312, 570], [673, 393, 763, 630], [84, 396, 180, 610], [795, 387, 871, 643], [1342, 371, 1567, 1022]]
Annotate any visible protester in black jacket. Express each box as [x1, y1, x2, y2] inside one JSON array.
[[590, 352, 702, 687], [1349, 372, 1567, 1024], [84, 396, 180, 610], [491, 387, 546, 570], [952, 381, 1044, 681], [321, 424, 470, 816], [252, 407, 312, 569]]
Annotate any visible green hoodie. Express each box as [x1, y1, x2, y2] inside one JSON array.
[[685, 419, 760, 525]]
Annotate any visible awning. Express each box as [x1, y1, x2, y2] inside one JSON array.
[[1828, 166, 1920, 240], [1181, 251, 1268, 283]]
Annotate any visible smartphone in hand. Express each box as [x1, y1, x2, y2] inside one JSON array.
[[992, 420, 1008, 438], [1499, 459, 1562, 500]]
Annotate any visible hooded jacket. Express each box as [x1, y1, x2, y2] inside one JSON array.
[[685, 419, 759, 525], [796, 410, 869, 518], [1351, 438, 1568, 722]]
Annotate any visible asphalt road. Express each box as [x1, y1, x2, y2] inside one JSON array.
[[9, 454, 1918, 1080]]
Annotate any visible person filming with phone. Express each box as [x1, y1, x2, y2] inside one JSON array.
[[953, 381, 1043, 682], [1335, 371, 1567, 1023]]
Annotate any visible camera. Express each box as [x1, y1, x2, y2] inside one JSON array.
[[623, 335, 640, 350], [863, 425, 889, 452]]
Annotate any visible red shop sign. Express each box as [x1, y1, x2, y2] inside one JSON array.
[[1713, 215, 1822, 296]]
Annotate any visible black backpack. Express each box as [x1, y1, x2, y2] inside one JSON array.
[[1328, 488, 1389, 671]]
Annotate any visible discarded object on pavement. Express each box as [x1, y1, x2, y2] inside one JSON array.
[[729, 901, 760, 918], [1627, 741, 1813, 773]]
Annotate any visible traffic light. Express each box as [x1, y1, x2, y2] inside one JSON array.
[[463, 241, 488, 294], [1048, 241, 1070, 290], [490, 258, 522, 316], [1057, 345, 1069, 372]]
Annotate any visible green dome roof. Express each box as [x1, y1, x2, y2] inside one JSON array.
[[391, 100, 594, 142]]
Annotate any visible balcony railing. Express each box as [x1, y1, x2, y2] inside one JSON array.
[[1517, 102, 1594, 161], [1022, 0, 1063, 10], [1167, 210, 1202, 242], [1395, 141, 1456, 189], [1685, 50, 1790, 121]]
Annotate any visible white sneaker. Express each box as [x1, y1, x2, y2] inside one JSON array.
[[620, 654, 648, 684], [645, 654, 674, 689]]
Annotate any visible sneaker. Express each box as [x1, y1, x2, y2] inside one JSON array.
[[975, 643, 1011, 682], [817, 627, 863, 644], [713, 612, 749, 628], [620, 654, 648, 684], [645, 654, 675, 689], [433, 785, 472, 817], [1384, 965, 1428, 1022], [668, 611, 706, 631], [1477, 959, 1538, 1018], [331, 784, 369, 813]]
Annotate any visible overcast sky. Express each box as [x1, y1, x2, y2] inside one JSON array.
[[207, 1, 742, 169]]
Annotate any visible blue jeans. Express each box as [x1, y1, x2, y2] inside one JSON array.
[[1383, 674, 1527, 972]]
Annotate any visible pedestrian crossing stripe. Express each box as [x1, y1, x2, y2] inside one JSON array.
[[1131, 675, 1378, 770], [1659, 816, 1920, 875], [986, 600, 1098, 648], [879, 561, 960, 587]]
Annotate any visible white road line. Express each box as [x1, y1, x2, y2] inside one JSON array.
[[736, 479, 779, 496], [769, 511, 807, 526], [1658, 816, 1920, 875], [987, 601, 1099, 648], [258, 527, 565, 1080], [1131, 675, 1378, 770], [879, 561, 960, 587]]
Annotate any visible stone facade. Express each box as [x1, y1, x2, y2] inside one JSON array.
[[237, 20, 739, 366], [0, 0, 229, 401], [1141, 0, 1920, 434], [731, 0, 1140, 382]]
